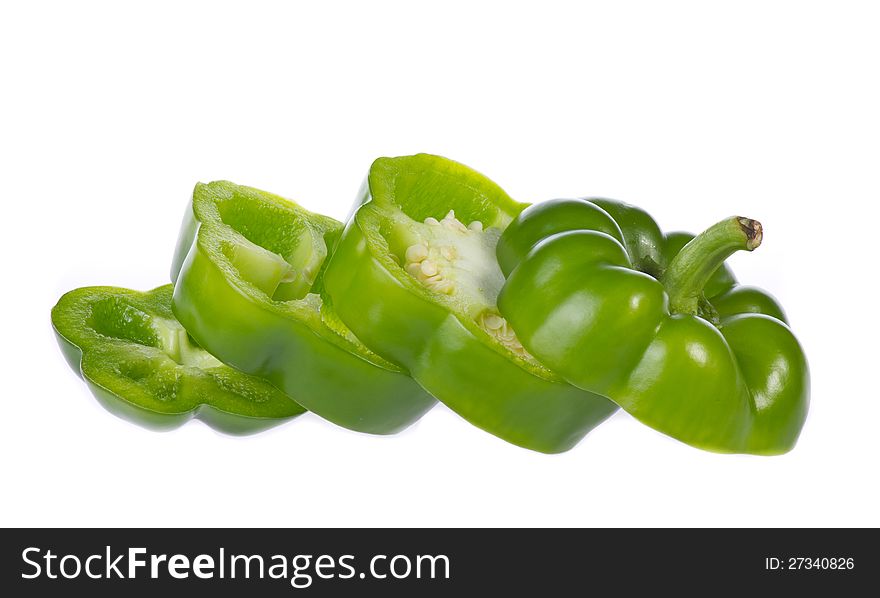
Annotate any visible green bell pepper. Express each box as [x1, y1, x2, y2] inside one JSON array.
[[170, 181, 435, 434], [322, 155, 618, 453], [51, 285, 303, 434], [497, 198, 809, 454]]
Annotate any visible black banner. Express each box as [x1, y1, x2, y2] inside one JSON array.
[[1, 528, 876, 595]]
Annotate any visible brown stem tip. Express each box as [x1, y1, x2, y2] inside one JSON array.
[[737, 217, 763, 250]]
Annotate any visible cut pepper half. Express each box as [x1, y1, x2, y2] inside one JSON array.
[[323, 155, 618, 453], [171, 181, 435, 434], [51, 285, 303, 434], [498, 197, 809, 454]]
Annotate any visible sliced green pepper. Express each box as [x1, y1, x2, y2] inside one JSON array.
[[497, 198, 809, 454], [322, 155, 618, 453], [170, 181, 435, 434], [51, 285, 303, 434]]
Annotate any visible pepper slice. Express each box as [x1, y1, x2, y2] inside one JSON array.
[[51, 285, 303, 434], [170, 181, 435, 434], [497, 198, 809, 454], [322, 155, 617, 453]]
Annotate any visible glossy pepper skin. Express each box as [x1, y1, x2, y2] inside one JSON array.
[[171, 181, 435, 434], [497, 198, 809, 454], [322, 155, 617, 453], [51, 285, 304, 434]]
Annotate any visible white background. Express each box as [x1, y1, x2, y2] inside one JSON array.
[[2, 1, 877, 527]]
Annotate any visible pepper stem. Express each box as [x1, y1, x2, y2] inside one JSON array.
[[663, 216, 762, 316]]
